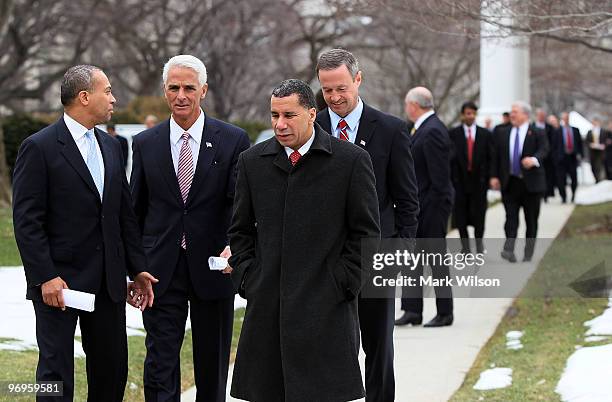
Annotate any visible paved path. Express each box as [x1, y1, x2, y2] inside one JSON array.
[[182, 197, 575, 402]]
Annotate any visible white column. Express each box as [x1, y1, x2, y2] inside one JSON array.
[[479, 0, 530, 125]]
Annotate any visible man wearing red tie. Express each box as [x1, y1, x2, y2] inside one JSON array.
[[555, 112, 583, 203], [490, 102, 549, 262], [449, 102, 494, 254]]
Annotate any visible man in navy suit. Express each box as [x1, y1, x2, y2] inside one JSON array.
[[490, 102, 549, 262], [12, 65, 156, 401], [397, 87, 454, 328], [555, 112, 583, 203], [315, 49, 419, 402], [130, 55, 250, 401]]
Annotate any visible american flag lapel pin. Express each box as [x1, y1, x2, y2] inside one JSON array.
[[360, 140, 366, 146], [206, 142, 212, 148]]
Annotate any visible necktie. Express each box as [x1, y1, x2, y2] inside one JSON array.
[[565, 127, 574, 153], [177, 132, 194, 249], [85, 130, 104, 199], [511, 127, 521, 176], [338, 119, 349, 141], [289, 150, 301, 166], [467, 127, 474, 172]]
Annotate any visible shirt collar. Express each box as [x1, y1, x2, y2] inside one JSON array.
[[285, 127, 316, 157], [414, 110, 435, 130], [329, 97, 363, 132], [170, 108, 205, 145], [515, 121, 530, 134], [63, 112, 91, 141], [463, 123, 476, 133]]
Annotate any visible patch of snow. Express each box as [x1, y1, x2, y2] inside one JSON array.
[[585, 336, 609, 343], [473, 367, 513, 390], [506, 330, 524, 350], [585, 302, 612, 336], [556, 344, 612, 402], [574, 180, 612, 205]]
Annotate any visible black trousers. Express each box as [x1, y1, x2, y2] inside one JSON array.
[[33, 280, 127, 402], [143, 250, 233, 402], [590, 150, 604, 183], [543, 157, 556, 197], [453, 186, 487, 252], [502, 176, 542, 259], [359, 296, 395, 402], [556, 155, 578, 201]]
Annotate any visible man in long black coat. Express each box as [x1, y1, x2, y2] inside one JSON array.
[[229, 79, 380, 402], [554, 112, 583, 203], [449, 101, 493, 254]]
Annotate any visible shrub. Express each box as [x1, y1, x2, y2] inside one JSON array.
[[2, 114, 48, 180]]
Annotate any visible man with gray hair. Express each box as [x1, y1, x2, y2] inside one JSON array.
[[12, 65, 156, 401], [130, 54, 250, 401], [316, 48, 419, 402], [490, 101, 549, 262], [396, 86, 454, 328]]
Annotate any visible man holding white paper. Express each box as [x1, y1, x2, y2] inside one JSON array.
[[12, 65, 156, 402], [130, 55, 250, 401]]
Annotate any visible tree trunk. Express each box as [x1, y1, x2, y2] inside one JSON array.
[[0, 124, 12, 208]]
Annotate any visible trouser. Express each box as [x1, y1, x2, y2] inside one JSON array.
[[502, 176, 542, 259]]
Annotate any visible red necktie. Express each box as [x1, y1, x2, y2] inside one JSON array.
[[467, 127, 474, 172], [565, 126, 573, 153], [177, 132, 194, 249], [289, 150, 301, 166], [338, 119, 349, 141]]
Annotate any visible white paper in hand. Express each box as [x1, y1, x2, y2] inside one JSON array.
[[62, 289, 96, 312], [208, 257, 228, 271]]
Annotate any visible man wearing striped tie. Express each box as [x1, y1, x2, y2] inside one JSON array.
[[130, 55, 250, 401]]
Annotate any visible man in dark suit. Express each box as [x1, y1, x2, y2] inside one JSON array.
[[586, 118, 606, 183], [229, 78, 380, 402], [130, 55, 250, 401], [449, 101, 493, 254], [106, 122, 129, 170], [493, 112, 511, 136], [554, 112, 583, 203], [12, 65, 156, 402], [315, 48, 419, 402], [534, 108, 557, 200], [490, 101, 549, 263], [397, 86, 454, 328], [606, 122, 612, 180]]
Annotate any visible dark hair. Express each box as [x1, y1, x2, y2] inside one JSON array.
[[60, 65, 101, 106], [271, 79, 316, 110], [106, 122, 116, 130], [461, 101, 478, 114], [316, 48, 359, 78], [503, 112, 510, 118]]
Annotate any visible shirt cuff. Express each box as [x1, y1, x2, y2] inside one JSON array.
[[530, 157, 540, 167]]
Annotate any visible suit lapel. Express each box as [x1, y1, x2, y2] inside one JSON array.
[[155, 122, 183, 205], [354, 104, 376, 149], [318, 111, 332, 135], [503, 126, 511, 171], [185, 116, 220, 206], [57, 119, 101, 200], [95, 128, 113, 206], [473, 127, 483, 167], [456, 129, 468, 169]]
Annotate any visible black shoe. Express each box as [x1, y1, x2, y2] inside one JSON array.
[[523, 255, 532, 262], [394, 311, 423, 326], [501, 250, 517, 263], [424, 314, 454, 327], [460, 247, 471, 254]]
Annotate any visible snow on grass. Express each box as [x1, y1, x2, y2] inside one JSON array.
[[473, 367, 513, 390], [574, 180, 612, 206], [506, 330, 524, 350]]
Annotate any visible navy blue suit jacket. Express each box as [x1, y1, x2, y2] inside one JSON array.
[[13, 118, 146, 302], [316, 103, 419, 239], [130, 115, 250, 300]]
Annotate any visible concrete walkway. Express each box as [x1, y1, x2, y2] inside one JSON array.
[[182, 197, 575, 402]]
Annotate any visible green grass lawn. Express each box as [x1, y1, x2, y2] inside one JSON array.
[[0, 207, 246, 401], [450, 202, 612, 402]]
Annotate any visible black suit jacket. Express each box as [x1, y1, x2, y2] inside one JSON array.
[[491, 124, 549, 193], [449, 125, 493, 194], [411, 114, 454, 237], [116, 135, 129, 169], [130, 115, 250, 300], [316, 103, 419, 238], [553, 125, 583, 162], [12, 118, 146, 302]]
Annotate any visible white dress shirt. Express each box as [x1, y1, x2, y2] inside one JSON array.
[[284, 127, 316, 158], [169, 109, 205, 174], [414, 110, 435, 131], [328, 98, 364, 144], [63, 113, 105, 180]]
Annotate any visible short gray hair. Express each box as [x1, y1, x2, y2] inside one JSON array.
[[162, 55, 207, 86], [405, 87, 435, 110], [60, 65, 101, 106], [316, 48, 360, 79], [513, 101, 532, 117]]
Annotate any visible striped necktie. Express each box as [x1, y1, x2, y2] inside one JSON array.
[[177, 132, 194, 249]]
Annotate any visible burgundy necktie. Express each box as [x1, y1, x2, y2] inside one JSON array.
[[289, 150, 301, 166], [467, 127, 474, 172], [177, 132, 194, 249], [565, 127, 574, 153], [338, 119, 349, 141]]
